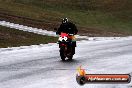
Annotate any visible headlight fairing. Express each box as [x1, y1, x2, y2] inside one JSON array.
[[58, 37, 63, 41], [63, 36, 68, 41], [58, 36, 68, 41]]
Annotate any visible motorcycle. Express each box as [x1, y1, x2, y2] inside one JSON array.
[[57, 32, 76, 61]]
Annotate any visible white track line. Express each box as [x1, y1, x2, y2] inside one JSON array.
[[0, 20, 57, 36]]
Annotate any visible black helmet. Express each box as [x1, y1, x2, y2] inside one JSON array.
[[62, 18, 68, 23]]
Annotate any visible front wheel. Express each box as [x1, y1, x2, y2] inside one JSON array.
[[60, 47, 66, 61], [60, 53, 66, 61], [68, 55, 73, 60], [67, 46, 74, 60]]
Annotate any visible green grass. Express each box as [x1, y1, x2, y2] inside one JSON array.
[[0, 0, 132, 34], [0, 26, 58, 48]]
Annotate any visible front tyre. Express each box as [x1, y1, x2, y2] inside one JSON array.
[[60, 47, 66, 61], [67, 46, 73, 60], [60, 53, 66, 61], [68, 55, 73, 60]]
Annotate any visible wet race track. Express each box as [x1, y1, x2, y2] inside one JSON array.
[[0, 37, 132, 88]]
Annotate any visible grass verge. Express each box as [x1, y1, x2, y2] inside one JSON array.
[[0, 26, 58, 48]]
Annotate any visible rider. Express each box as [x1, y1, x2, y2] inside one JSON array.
[[56, 18, 78, 54], [56, 18, 78, 35]]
